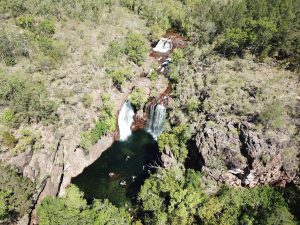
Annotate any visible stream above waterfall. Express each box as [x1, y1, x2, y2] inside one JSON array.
[[71, 31, 179, 207], [71, 129, 159, 207]]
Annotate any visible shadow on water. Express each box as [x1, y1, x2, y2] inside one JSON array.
[[71, 129, 159, 207]]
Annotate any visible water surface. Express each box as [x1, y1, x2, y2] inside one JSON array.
[[72, 130, 159, 207]]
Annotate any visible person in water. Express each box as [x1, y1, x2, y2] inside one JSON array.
[[120, 180, 127, 186], [108, 172, 115, 177], [132, 176, 136, 181]]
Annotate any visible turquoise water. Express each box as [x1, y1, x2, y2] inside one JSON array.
[[71, 130, 159, 207]]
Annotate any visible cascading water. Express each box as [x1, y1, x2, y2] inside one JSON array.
[[146, 104, 166, 139], [118, 101, 135, 141]]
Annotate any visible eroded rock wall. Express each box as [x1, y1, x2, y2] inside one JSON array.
[[168, 49, 299, 187]]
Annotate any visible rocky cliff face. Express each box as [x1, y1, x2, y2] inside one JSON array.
[[196, 121, 299, 187], [0, 74, 168, 224], [168, 48, 299, 188], [0, 7, 170, 224]]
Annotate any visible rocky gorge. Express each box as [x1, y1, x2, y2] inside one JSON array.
[[0, 1, 299, 224], [166, 49, 300, 190]]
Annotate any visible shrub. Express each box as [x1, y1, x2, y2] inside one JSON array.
[[0, 131, 17, 148], [90, 96, 115, 143], [80, 95, 115, 150], [171, 49, 184, 65], [34, 55, 57, 71], [109, 67, 133, 89], [129, 88, 148, 110], [0, 165, 34, 219], [259, 101, 285, 129], [13, 129, 43, 154], [90, 114, 115, 143], [148, 69, 158, 81], [82, 93, 93, 108], [0, 109, 17, 128], [110, 69, 126, 88], [0, 191, 9, 220], [0, 30, 28, 66], [80, 132, 93, 151], [168, 65, 180, 83], [34, 19, 55, 37], [186, 98, 199, 112], [104, 40, 125, 62], [125, 33, 148, 65], [158, 125, 191, 163], [16, 15, 35, 30], [149, 23, 165, 42], [282, 147, 299, 172], [0, 73, 58, 124], [0, 0, 28, 17], [38, 38, 67, 63]]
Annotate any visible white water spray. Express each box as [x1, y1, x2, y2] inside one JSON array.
[[147, 104, 166, 139], [153, 38, 173, 53], [118, 101, 135, 141]]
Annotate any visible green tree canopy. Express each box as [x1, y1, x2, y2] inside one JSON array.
[[139, 168, 205, 225], [0, 72, 58, 124], [125, 33, 148, 65], [38, 184, 131, 225]]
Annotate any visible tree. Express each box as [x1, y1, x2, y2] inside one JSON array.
[[139, 168, 205, 225], [80, 95, 115, 150], [198, 186, 297, 225], [171, 49, 184, 65], [129, 88, 147, 110], [0, 191, 9, 220], [149, 24, 164, 42], [245, 18, 277, 55], [219, 28, 249, 56], [0, 165, 34, 220], [38, 185, 131, 225], [259, 101, 285, 129], [125, 33, 148, 65], [0, 72, 58, 124], [0, 30, 28, 66], [158, 125, 191, 163]]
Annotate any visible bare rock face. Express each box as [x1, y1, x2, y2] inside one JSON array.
[[59, 134, 114, 196], [195, 120, 247, 173], [169, 55, 299, 188], [195, 120, 299, 187], [161, 145, 177, 168], [131, 109, 147, 131]]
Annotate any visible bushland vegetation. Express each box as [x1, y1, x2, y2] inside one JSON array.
[[80, 95, 116, 150], [37, 185, 131, 225], [122, 0, 299, 70], [0, 165, 35, 222], [0, 0, 299, 224]]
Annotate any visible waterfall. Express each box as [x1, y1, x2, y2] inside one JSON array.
[[153, 38, 172, 53], [118, 101, 135, 141], [146, 104, 166, 139]]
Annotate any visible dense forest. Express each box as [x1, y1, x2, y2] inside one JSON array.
[[0, 0, 299, 225]]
